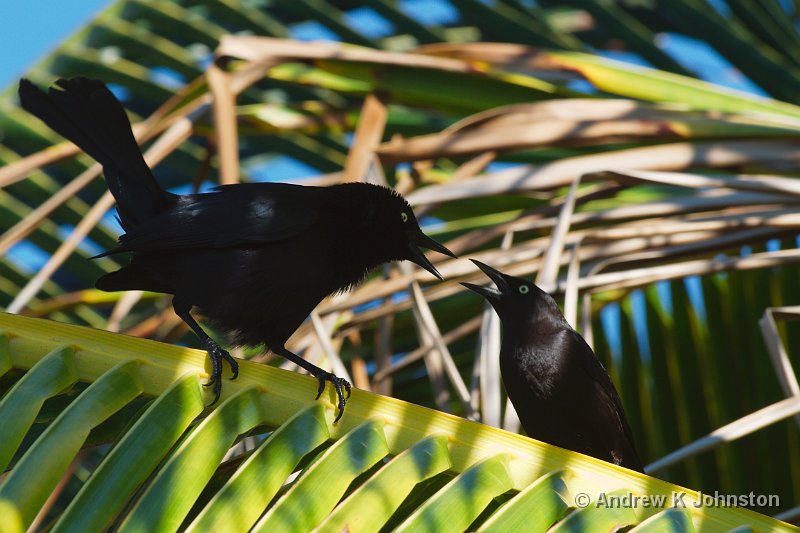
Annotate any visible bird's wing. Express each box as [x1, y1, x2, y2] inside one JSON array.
[[567, 330, 644, 470], [106, 184, 319, 253]]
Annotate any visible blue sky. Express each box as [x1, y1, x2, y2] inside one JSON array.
[[0, 0, 109, 89]]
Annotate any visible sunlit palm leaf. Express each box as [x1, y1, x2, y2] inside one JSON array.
[[0, 313, 793, 531]]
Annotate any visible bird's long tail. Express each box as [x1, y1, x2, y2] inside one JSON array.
[[18, 77, 171, 230]]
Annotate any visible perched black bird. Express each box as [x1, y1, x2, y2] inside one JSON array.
[[19, 77, 455, 420], [461, 260, 643, 472]]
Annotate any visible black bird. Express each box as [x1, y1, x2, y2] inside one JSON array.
[[19, 77, 455, 420], [461, 260, 643, 472]]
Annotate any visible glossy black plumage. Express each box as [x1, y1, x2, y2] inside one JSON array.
[[19, 77, 456, 420], [462, 260, 644, 472]]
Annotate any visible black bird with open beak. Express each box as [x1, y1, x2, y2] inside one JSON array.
[[462, 259, 644, 472], [19, 77, 456, 421]]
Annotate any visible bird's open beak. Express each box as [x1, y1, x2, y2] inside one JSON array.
[[407, 231, 457, 280], [460, 259, 510, 303]]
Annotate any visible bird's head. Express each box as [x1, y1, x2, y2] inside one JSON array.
[[461, 259, 564, 325], [365, 185, 456, 279]]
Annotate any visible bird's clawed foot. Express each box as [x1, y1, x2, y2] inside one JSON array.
[[203, 338, 239, 405], [313, 370, 352, 423]]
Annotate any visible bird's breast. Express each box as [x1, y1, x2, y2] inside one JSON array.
[[501, 342, 565, 399]]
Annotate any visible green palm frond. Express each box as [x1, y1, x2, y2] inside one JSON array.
[[0, 312, 793, 532]]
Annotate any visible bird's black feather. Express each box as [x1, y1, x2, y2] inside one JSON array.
[[462, 260, 644, 472], [18, 77, 173, 228], [100, 183, 320, 255], [20, 77, 455, 421]]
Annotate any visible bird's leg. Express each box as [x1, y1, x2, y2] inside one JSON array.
[[172, 298, 239, 405], [272, 346, 351, 422]]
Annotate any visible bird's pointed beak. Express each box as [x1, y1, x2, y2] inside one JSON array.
[[460, 282, 502, 302], [460, 259, 510, 303], [407, 231, 456, 280]]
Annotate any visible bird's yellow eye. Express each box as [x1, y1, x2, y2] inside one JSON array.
[[519, 285, 530, 294], [401, 212, 409, 223]]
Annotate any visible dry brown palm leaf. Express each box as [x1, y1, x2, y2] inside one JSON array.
[[406, 139, 800, 205]]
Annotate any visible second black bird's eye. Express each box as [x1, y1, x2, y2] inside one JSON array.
[[401, 212, 409, 223], [519, 285, 530, 294]]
